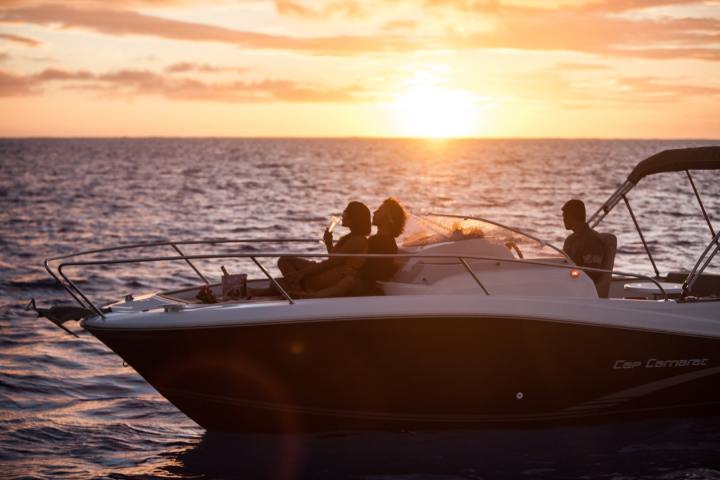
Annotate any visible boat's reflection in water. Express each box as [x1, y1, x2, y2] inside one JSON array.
[[164, 416, 720, 479]]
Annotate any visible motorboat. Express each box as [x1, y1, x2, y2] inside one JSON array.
[[32, 147, 720, 433]]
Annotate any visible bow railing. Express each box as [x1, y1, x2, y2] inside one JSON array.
[[46, 245, 669, 319]]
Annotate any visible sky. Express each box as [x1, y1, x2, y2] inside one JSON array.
[[0, 0, 719, 138]]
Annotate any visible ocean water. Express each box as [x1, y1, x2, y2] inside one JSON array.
[[1, 138, 719, 479]]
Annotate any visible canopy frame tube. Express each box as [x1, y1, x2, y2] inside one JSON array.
[[622, 194, 660, 278], [588, 180, 634, 229], [681, 230, 720, 300], [590, 166, 718, 280], [686, 170, 716, 240]]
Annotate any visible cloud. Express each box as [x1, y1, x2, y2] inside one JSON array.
[[610, 47, 720, 61], [0, 0, 205, 5], [556, 62, 611, 71], [381, 19, 417, 31], [1, 1, 718, 61], [423, 0, 568, 16], [0, 32, 41, 46], [0, 3, 413, 55], [422, 0, 720, 60], [449, 13, 720, 60], [274, 0, 364, 18], [424, 0, 712, 14], [0, 69, 38, 95], [34, 67, 94, 80], [164, 62, 248, 74], [493, 67, 720, 108], [0, 66, 369, 102], [617, 75, 720, 97], [578, 0, 708, 13]]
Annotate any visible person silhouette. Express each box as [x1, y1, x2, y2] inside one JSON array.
[[281, 201, 370, 297], [562, 199, 606, 286], [355, 197, 408, 294]]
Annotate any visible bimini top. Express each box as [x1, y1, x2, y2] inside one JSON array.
[[628, 146, 720, 184]]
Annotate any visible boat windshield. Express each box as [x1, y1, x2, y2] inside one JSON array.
[[398, 214, 565, 260]]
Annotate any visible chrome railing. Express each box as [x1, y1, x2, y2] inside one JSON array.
[[44, 237, 319, 315], [44, 210, 574, 316], [47, 247, 669, 319]]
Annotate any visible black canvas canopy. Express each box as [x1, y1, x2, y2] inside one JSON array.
[[628, 146, 720, 184]]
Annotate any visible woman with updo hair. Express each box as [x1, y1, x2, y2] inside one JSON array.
[[356, 197, 408, 292]]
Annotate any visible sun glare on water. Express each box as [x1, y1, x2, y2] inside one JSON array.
[[392, 74, 479, 138]]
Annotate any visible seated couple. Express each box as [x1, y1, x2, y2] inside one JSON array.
[[279, 198, 408, 299]]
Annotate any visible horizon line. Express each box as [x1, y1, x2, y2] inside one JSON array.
[[1, 135, 719, 142]]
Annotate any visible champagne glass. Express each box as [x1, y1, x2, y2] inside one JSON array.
[[327, 215, 341, 234], [320, 216, 341, 245]]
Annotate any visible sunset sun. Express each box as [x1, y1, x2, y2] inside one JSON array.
[[392, 85, 479, 138]]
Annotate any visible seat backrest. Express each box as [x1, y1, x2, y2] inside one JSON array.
[[596, 232, 617, 298]]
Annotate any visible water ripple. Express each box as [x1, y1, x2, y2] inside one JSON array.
[[1, 138, 718, 479]]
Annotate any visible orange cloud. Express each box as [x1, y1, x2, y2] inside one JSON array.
[[0, 66, 369, 102], [449, 13, 720, 60], [0, 69, 37, 95], [578, 0, 708, 12], [421, 0, 720, 61], [164, 62, 248, 74], [1, 1, 718, 61], [556, 62, 611, 71], [611, 47, 720, 61], [0, 3, 413, 54], [381, 20, 417, 31], [35, 67, 94, 80], [424, 0, 712, 13], [0, 32, 41, 46], [492, 67, 720, 108], [617, 75, 720, 97], [0, 0, 203, 5], [423, 0, 535, 14], [275, 0, 364, 18]]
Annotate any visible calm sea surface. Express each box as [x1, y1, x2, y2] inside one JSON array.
[[1, 138, 719, 479]]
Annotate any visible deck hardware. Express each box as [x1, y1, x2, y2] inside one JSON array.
[[125, 294, 134, 302], [25, 298, 86, 337]]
